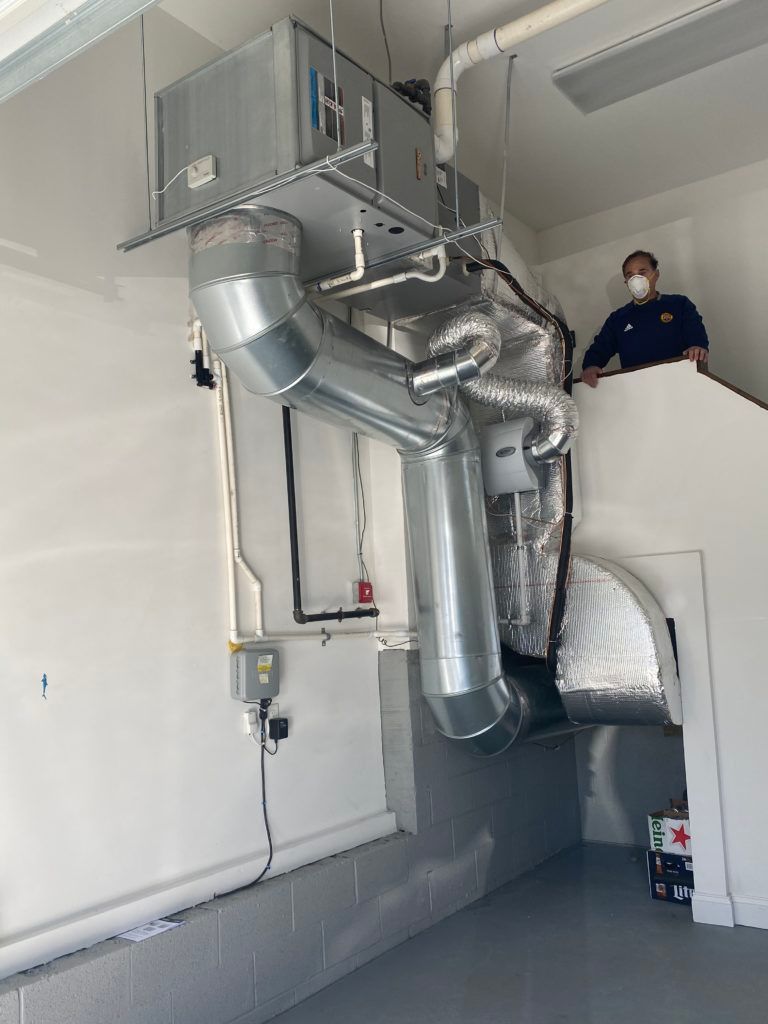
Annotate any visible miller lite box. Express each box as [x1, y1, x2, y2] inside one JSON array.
[[649, 874, 694, 906], [647, 808, 693, 856], [647, 850, 694, 906]]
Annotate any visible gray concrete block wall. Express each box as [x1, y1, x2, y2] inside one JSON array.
[[0, 649, 580, 1024]]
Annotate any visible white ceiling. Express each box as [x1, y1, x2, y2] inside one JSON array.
[[158, 0, 768, 231]]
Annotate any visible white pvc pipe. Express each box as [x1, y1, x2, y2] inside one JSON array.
[[208, 329, 264, 644], [316, 228, 366, 292], [324, 246, 447, 301], [207, 326, 414, 647], [213, 352, 241, 644], [220, 356, 264, 638], [433, 0, 610, 164]]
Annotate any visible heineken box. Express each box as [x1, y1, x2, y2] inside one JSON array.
[[648, 808, 693, 856]]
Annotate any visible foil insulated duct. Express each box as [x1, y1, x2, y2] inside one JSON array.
[[405, 200, 681, 726], [557, 557, 682, 725], [427, 316, 578, 462]]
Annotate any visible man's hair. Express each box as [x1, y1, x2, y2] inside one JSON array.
[[622, 250, 659, 276]]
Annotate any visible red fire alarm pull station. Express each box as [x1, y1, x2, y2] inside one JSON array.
[[356, 580, 374, 604]]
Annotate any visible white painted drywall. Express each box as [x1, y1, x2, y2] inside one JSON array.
[[573, 360, 768, 926], [536, 158, 768, 404], [0, 11, 396, 978], [576, 726, 687, 848]]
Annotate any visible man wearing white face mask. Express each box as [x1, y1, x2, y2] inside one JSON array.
[[581, 250, 709, 388]]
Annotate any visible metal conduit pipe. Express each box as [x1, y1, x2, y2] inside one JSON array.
[[189, 206, 527, 755]]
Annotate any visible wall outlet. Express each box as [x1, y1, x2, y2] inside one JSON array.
[[187, 155, 217, 189]]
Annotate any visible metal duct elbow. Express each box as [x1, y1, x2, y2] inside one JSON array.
[[427, 315, 578, 461], [189, 206, 534, 757], [411, 311, 501, 398]]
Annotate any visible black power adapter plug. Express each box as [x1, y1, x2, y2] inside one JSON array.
[[268, 718, 289, 742]]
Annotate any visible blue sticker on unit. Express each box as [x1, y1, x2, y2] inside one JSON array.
[[310, 66, 319, 131]]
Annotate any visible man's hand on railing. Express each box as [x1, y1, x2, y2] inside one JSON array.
[[683, 347, 709, 363], [581, 366, 603, 388]]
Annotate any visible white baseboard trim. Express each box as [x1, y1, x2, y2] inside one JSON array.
[[0, 810, 397, 981], [692, 891, 735, 927], [732, 895, 768, 930]]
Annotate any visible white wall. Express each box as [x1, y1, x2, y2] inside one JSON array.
[[0, 11, 397, 978], [535, 158, 768, 404], [573, 360, 768, 926], [576, 726, 687, 848]]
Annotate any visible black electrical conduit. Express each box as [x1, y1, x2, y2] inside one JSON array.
[[466, 258, 574, 676], [282, 405, 379, 625]]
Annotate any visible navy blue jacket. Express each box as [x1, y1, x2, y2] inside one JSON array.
[[582, 294, 709, 371]]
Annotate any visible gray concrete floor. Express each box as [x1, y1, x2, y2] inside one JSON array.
[[273, 844, 768, 1024]]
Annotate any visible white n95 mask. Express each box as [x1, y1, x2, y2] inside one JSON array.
[[627, 274, 650, 300]]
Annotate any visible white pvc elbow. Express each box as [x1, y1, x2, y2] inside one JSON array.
[[432, 0, 610, 165]]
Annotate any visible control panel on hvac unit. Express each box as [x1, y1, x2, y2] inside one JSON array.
[[154, 17, 438, 281], [230, 648, 280, 702]]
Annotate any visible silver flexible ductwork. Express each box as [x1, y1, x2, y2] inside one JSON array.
[[408, 206, 681, 726], [189, 206, 565, 755], [427, 314, 578, 462]]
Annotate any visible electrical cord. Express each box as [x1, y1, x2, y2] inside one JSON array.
[[251, 702, 276, 884], [379, 0, 393, 83], [354, 435, 373, 587], [376, 636, 415, 648]]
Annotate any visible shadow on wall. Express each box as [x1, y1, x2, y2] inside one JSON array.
[[576, 725, 687, 848]]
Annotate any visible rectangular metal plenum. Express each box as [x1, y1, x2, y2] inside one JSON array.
[[154, 18, 438, 281], [156, 32, 280, 224]]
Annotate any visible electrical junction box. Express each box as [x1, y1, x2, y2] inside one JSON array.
[[230, 648, 280, 702], [480, 417, 546, 495], [154, 17, 438, 282]]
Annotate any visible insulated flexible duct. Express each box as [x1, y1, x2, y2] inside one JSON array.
[[189, 206, 564, 755], [413, 205, 681, 726], [427, 315, 578, 462]]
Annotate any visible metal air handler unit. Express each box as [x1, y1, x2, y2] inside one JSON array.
[[152, 16, 482, 317]]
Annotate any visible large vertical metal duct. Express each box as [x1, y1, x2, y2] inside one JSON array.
[[410, 206, 681, 727], [189, 206, 551, 755]]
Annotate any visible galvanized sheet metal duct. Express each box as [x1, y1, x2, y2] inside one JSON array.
[[405, 208, 681, 726], [189, 206, 562, 755]]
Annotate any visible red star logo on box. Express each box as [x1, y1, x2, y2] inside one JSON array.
[[671, 823, 691, 850]]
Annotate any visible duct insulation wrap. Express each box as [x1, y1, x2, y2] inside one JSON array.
[[557, 556, 682, 725], [402, 197, 681, 726], [427, 313, 578, 462], [188, 205, 549, 755]]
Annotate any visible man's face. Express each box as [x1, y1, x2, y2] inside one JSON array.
[[623, 255, 659, 294]]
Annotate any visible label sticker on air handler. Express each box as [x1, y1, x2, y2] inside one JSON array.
[[257, 653, 273, 686], [310, 66, 345, 145]]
